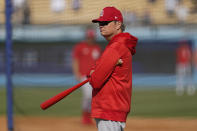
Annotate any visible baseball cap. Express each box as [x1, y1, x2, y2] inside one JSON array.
[[86, 29, 96, 38], [92, 6, 123, 23]]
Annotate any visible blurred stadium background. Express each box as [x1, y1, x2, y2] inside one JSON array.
[[0, 0, 197, 131]]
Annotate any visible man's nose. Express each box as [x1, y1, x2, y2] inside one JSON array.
[[99, 26, 103, 29]]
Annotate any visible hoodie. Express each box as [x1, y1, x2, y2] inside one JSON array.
[[89, 32, 138, 122]]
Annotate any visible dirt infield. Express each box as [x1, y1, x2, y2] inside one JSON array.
[[1, 116, 197, 131]]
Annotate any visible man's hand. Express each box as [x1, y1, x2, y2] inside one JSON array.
[[90, 70, 95, 76], [87, 70, 95, 78], [116, 59, 123, 65]]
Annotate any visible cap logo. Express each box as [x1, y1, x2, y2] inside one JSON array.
[[115, 16, 118, 19]]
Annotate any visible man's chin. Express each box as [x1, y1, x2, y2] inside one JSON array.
[[101, 32, 108, 37]]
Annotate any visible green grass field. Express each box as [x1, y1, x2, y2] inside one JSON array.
[[0, 86, 197, 118]]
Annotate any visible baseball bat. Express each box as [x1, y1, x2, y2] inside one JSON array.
[[40, 79, 89, 110]]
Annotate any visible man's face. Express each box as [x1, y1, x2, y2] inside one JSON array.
[[98, 21, 121, 38], [87, 37, 95, 44]]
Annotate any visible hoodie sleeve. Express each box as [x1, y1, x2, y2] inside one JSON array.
[[89, 47, 120, 89]]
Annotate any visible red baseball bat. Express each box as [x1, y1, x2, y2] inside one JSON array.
[[40, 79, 89, 110]]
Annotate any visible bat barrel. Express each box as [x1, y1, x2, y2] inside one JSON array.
[[40, 79, 89, 110]]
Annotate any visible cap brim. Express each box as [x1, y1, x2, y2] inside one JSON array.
[[92, 19, 99, 23], [92, 17, 108, 23], [92, 18, 101, 23]]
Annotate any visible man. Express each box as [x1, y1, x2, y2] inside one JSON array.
[[88, 6, 138, 131], [194, 48, 197, 90], [72, 28, 101, 125], [176, 41, 195, 96]]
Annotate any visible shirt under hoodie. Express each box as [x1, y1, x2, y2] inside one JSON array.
[[89, 32, 138, 122]]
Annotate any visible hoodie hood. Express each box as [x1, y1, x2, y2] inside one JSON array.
[[110, 32, 138, 55]]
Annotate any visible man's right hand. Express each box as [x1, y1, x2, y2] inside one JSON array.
[[87, 70, 94, 78], [116, 59, 123, 65]]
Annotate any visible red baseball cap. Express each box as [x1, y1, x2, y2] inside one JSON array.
[[92, 6, 123, 23], [86, 29, 96, 38]]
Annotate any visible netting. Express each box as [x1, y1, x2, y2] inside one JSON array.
[[1, 0, 197, 131]]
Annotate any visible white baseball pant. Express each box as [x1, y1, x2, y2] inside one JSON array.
[[95, 118, 125, 131]]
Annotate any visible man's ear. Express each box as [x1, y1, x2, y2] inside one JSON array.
[[115, 21, 122, 30]]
